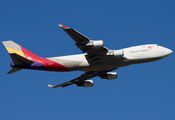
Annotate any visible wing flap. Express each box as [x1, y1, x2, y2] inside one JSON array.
[[63, 28, 90, 43]]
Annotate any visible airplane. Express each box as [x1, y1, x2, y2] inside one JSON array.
[[2, 24, 173, 88]]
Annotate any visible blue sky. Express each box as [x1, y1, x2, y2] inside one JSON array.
[[0, 0, 175, 120]]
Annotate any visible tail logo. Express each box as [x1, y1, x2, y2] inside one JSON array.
[[27, 57, 31, 60]]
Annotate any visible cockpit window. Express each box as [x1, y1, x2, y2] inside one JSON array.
[[157, 44, 160, 46]]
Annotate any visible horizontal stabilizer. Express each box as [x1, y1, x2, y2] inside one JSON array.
[[7, 54, 34, 74], [7, 68, 23, 74]]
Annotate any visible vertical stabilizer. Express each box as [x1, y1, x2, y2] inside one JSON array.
[[2, 40, 42, 61], [2, 40, 41, 74]]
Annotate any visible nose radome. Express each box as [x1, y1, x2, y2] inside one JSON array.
[[163, 47, 173, 56], [169, 49, 173, 54]]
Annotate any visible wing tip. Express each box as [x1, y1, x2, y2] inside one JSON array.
[[58, 24, 68, 29], [48, 84, 55, 88]]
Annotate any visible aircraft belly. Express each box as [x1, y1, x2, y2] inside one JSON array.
[[78, 61, 127, 71], [124, 56, 164, 65], [47, 55, 128, 71]]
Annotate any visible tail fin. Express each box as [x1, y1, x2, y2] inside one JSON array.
[[2, 40, 42, 74], [2, 40, 42, 61], [9, 53, 34, 65]]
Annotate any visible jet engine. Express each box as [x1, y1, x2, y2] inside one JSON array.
[[107, 50, 124, 57], [77, 80, 94, 87], [101, 72, 118, 80], [86, 40, 103, 48]]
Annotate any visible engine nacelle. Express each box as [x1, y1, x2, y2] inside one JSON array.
[[86, 40, 103, 48], [107, 50, 124, 57], [77, 80, 94, 87], [101, 72, 118, 80]]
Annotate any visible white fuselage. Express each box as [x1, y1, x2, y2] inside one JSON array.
[[47, 44, 172, 71]]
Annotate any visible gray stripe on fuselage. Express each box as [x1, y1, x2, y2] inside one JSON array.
[[47, 57, 90, 71]]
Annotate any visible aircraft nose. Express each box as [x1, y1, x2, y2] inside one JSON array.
[[162, 47, 173, 56], [169, 49, 173, 54]]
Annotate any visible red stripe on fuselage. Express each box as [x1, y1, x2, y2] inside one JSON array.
[[21, 47, 71, 72], [41, 58, 71, 72]]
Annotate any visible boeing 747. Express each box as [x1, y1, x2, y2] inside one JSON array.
[[2, 24, 173, 88]]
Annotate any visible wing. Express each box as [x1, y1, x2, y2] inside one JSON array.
[[48, 70, 111, 88], [59, 24, 109, 56]]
